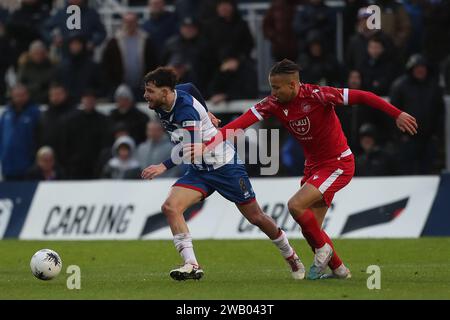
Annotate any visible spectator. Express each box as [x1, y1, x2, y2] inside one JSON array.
[[42, 0, 106, 58], [355, 123, 397, 176], [142, 0, 178, 60], [95, 122, 130, 178], [108, 84, 149, 145], [101, 12, 158, 100], [162, 17, 209, 90], [38, 83, 74, 162], [335, 69, 362, 150], [26, 146, 65, 180], [374, 0, 411, 57], [357, 35, 399, 96], [0, 84, 40, 180], [390, 54, 445, 174], [293, 0, 335, 53], [297, 32, 342, 86], [346, 7, 395, 70], [137, 120, 179, 178], [55, 34, 103, 103], [61, 90, 110, 179], [6, 0, 50, 63], [263, 0, 298, 61], [205, 0, 254, 64], [205, 0, 258, 102], [17, 40, 55, 104], [342, 0, 368, 50], [101, 135, 141, 179]]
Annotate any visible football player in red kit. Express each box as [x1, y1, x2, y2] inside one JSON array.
[[186, 59, 418, 280]]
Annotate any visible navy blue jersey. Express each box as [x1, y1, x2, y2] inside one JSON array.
[[155, 89, 234, 171]]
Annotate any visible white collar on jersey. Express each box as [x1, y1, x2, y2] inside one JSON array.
[[164, 89, 177, 113]]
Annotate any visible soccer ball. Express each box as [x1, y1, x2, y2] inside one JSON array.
[[30, 249, 62, 280]]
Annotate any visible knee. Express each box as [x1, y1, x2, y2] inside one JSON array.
[[287, 198, 307, 218], [161, 201, 180, 217]]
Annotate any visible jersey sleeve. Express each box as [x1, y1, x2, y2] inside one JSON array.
[[348, 89, 402, 118], [251, 96, 275, 120], [317, 86, 349, 107], [175, 83, 208, 111], [175, 106, 201, 131]]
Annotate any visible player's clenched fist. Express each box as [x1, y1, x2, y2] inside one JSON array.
[[141, 163, 167, 180]]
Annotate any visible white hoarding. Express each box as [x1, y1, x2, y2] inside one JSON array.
[[19, 176, 439, 240]]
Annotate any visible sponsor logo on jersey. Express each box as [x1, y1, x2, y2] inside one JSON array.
[[288, 116, 311, 136], [283, 109, 288, 116], [302, 103, 311, 113]]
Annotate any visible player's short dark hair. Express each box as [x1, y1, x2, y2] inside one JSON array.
[[269, 59, 300, 76], [143, 67, 177, 90]]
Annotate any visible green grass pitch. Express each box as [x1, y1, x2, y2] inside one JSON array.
[[1, 238, 449, 299]]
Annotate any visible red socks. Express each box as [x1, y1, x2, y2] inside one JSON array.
[[294, 209, 343, 270], [294, 209, 326, 249]]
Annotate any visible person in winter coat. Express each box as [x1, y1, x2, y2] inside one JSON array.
[[0, 84, 40, 180], [102, 135, 141, 179]]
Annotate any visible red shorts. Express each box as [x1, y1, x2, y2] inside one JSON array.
[[300, 152, 355, 207]]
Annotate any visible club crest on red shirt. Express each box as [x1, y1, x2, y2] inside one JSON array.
[[289, 116, 310, 136]]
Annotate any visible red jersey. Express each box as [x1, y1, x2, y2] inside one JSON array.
[[252, 84, 350, 165]]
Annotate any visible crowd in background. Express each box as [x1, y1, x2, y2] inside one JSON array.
[[0, 0, 448, 181]]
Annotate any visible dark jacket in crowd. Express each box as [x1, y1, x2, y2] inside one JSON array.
[[109, 107, 149, 145], [297, 45, 342, 86], [355, 146, 396, 176], [293, 0, 335, 52], [55, 39, 103, 102], [162, 29, 210, 92], [142, 10, 178, 59], [61, 109, 110, 179], [38, 99, 74, 161], [6, 0, 50, 59], [390, 72, 444, 139], [357, 52, 399, 96], [389, 58, 445, 174], [42, 2, 106, 49], [204, 8, 254, 63]]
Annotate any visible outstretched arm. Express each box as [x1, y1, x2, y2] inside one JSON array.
[[206, 108, 261, 148], [347, 89, 418, 135], [182, 107, 262, 161]]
